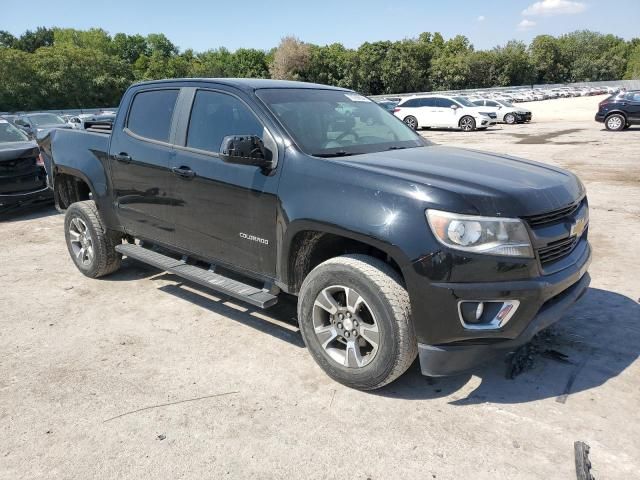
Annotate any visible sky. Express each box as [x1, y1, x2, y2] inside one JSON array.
[[2, 0, 639, 52]]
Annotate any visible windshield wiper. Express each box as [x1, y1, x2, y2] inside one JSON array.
[[313, 151, 361, 158], [387, 146, 409, 151]]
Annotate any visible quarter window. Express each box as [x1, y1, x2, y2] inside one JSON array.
[[127, 89, 179, 142], [187, 90, 265, 153]]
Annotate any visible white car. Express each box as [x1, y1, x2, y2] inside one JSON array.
[[393, 95, 497, 131], [472, 99, 532, 124]]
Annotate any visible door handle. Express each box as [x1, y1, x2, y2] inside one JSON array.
[[171, 166, 196, 178], [114, 153, 131, 163]]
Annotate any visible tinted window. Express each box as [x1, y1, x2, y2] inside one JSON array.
[[187, 90, 264, 153], [401, 99, 420, 108], [127, 89, 179, 142], [486, 101, 499, 107], [436, 98, 456, 108], [472, 100, 483, 106], [630, 92, 640, 102], [419, 98, 437, 107]]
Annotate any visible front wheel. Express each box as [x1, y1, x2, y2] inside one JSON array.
[[403, 115, 418, 130], [459, 116, 476, 132], [504, 113, 516, 124], [298, 255, 417, 390], [605, 114, 625, 131], [64, 200, 122, 278]]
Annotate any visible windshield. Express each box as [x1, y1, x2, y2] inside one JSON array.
[[0, 121, 29, 143], [28, 113, 66, 127], [497, 100, 515, 108], [256, 89, 426, 157], [452, 97, 476, 107]]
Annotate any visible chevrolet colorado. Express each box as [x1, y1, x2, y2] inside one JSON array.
[[39, 79, 591, 390]]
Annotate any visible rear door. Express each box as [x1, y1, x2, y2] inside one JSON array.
[[109, 88, 179, 246], [167, 87, 282, 277], [626, 92, 640, 122]]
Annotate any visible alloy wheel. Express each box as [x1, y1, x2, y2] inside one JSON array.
[[607, 116, 623, 131], [312, 285, 379, 368], [68, 217, 94, 266]]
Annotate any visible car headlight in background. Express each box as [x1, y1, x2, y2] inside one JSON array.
[[426, 209, 534, 258]]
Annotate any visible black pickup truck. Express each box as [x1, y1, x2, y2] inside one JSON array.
[[39, 79, 591, 390]]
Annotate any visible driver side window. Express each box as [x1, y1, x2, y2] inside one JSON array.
[[187, 90, 265, 154]]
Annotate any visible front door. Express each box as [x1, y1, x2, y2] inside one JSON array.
[[109, 88, 179, 246], [168, 88, 281, 277]]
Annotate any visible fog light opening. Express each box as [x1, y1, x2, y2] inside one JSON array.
[[458, 300, 520, 330]]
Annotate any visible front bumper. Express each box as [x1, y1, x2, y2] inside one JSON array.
[[0, 186, 53, 210], [410, 239, 591, 377], [595, 113, 605, 123]]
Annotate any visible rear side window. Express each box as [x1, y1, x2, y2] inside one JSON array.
[[186, 90, 264, 153], [436, 98, 456, 108], [472, 100, 483, 106], [127, 89, 179, 142], [400, 99, 420, 108], [486, 101, 499, 107], [420, 98, 437, 107]]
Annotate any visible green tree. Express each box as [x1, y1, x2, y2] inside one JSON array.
[[13, 27, 54, 53], [625, 43, 640, 79], [530, 35, 565, 83], [0, 48, 38, 110], [146, 33, 178, 58], [269, 36, 311, 80], [53, 28, 113, 54], [0, 31, 17, 48], [112, 33, 149, 64]]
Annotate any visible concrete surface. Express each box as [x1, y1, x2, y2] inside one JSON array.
[[1, 94, 639, 479]]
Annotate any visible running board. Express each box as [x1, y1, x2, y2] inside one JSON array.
[[115, 243, 278, 309]]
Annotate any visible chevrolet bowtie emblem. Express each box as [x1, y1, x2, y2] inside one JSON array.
[[570, 216, 587, 237]]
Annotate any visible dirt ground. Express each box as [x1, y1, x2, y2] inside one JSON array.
[[1, 94, 639, 480]]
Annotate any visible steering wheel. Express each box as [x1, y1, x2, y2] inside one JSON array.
[[335, 130, 359, 142]]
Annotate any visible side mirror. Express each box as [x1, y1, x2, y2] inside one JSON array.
[[450, 105, 458, 110], [219, 135, 274, 169]]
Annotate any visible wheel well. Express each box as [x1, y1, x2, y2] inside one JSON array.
[[288, 231, 403, 294], [605, 111, 627, 121], [54, 173, 92, 209]]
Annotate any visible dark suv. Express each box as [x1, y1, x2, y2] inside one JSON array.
[[39, 79, 591, 390], [595, 90, 640, 131]]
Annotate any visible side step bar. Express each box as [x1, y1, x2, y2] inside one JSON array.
[[115, 243, 278, 309]]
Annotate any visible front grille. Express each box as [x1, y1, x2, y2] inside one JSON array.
[[523, 199, 584, 227], [537, 236, 579, 265]]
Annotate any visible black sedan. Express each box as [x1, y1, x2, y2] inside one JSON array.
[[0, 120, 52, 211]]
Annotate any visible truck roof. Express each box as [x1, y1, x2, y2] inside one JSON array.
[[132, 78, 350, 92]]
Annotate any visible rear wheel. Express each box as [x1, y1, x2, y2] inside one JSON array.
[[504, 113, 516, 124], [459, 116, 476, 132], [403, 115, 418, 130], [64, 200, 122, 278], [605, 114, 625, 131], [298, 254, 417, 390]]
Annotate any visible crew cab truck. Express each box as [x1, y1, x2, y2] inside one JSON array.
[[39, 79, 591, 390]]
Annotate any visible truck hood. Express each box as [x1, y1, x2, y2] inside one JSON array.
[[338, 146, 584, 217], [0, 141, 39, 161]]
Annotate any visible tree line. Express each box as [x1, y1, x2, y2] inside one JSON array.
[[1, 27, 639, 111]]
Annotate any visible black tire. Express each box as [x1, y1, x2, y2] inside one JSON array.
[[297, 254, 417, 390], [64, 200, 122, 278], [504, 113, 516, 124], [403, 115, 418, 130], [605, 113, 625, 131], [459, 115, 476, 132]]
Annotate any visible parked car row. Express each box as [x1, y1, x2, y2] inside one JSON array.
[[384, 94, 531, 131], [1, 111, 117, 139], [462, 85, 620, 103]]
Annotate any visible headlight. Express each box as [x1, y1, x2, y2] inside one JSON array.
[[426, 209, 533, 258]]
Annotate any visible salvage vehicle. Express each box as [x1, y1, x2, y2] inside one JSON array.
[[595, 90, 640, 131], [0, 119, 52, 211], [393, 95, 497, 131], [39, 79, 591, 390], [14, 113, 71, 139]]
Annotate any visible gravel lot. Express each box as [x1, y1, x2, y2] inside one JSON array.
[[1, 94, 639, 479]]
